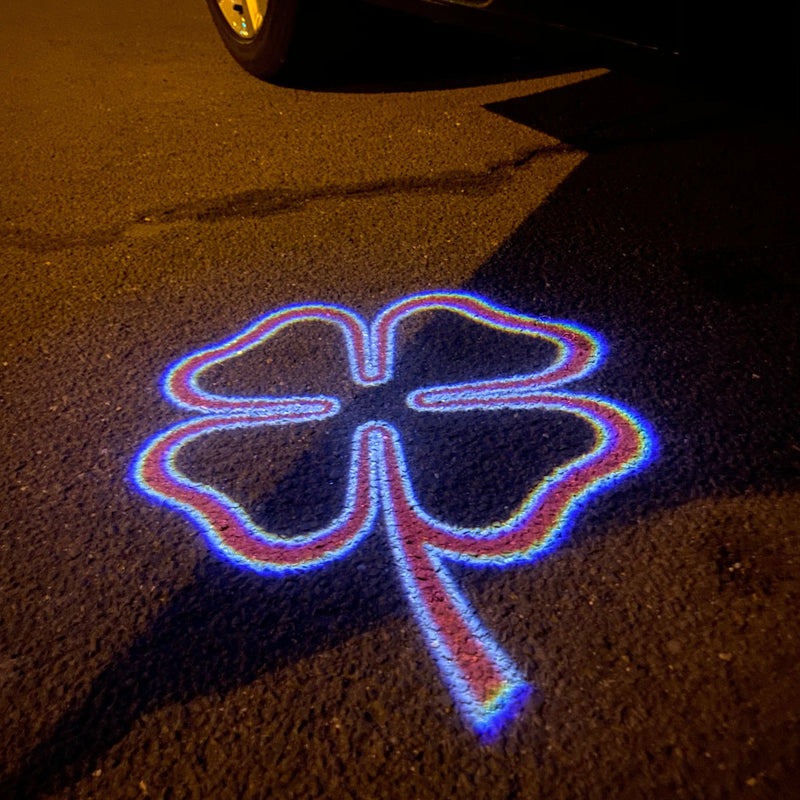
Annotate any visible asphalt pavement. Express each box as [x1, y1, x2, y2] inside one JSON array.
[[1, 1, 799, 798]]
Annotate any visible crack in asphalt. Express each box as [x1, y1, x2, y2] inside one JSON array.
[[0, 143, 577, 254], [139, 142, 575, 225]]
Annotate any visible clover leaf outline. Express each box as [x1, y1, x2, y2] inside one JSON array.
[[132, 292, 655, 739]]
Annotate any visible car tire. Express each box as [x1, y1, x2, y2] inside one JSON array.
[[205, 0, 300, 79]]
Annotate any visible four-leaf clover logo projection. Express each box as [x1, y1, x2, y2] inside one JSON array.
[[132, 292, 655, 739]]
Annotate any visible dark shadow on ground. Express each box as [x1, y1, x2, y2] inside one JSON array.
[[471, 69, 800, 523], [0, 537, 403, 799]]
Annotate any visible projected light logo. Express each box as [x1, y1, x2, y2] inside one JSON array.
[[132, 292, 655, 740]]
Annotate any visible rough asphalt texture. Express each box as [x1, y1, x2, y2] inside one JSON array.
[[1, 1, 799, 798]]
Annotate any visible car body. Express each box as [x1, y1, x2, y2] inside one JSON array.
[[206, 0, 687, 79], [206, 0, 796, 104]]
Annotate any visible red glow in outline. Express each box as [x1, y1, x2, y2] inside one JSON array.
[[132, 292, 655, 739]]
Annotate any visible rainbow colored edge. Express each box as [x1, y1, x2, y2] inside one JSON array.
[[131, 292, 656, 740]]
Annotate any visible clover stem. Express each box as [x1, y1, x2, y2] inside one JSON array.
[[370, 423, 530, 738]]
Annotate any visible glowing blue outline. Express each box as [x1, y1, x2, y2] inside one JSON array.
[[371, 292, 606, 390], [160, 293, 609, 413], [131, 413, 380, 574], [396, 393, 654, 559], [131, 291, 657, 740], [162, 304, 375, 414]]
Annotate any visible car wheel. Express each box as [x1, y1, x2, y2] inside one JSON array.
[[205, 0, 299, 79]]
